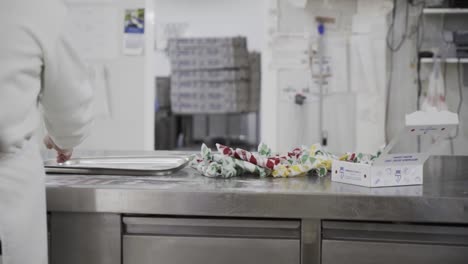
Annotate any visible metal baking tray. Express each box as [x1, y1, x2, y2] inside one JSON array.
[[44, 155, 192, 176]]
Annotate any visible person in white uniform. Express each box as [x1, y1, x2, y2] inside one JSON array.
[[0, 0, 93, 263]]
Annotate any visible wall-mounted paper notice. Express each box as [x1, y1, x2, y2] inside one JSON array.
[[123, 8, 145, 56], [66, 6, 118, 60], [270, 36, 310, 69]]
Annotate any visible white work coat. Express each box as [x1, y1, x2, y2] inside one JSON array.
[[0, 0, 93, 263]]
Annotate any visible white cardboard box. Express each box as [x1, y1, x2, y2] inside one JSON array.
[[332, 111, 459, 187]]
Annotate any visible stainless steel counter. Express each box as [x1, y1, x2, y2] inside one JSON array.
[[45, 153, 468, 223]]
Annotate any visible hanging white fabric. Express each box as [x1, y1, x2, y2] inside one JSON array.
[[350, 14, 388, 154]]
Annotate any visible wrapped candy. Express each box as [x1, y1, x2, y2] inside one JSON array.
[[217, 144, 280, 170], [216, 144, 238, 158], [257, 142, 272, 156], [192, 142, 381, 179], [339, 147, 383, 165], [192, 144, 270, 178], [271, 144, 335, 178]]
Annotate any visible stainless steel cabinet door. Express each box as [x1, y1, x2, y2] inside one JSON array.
[[50, 213, 121, 264], [322, 240, 468, 264], [124, 235, 300, 264], [322, 221, 468, 264], [123, 217, 301, 264]]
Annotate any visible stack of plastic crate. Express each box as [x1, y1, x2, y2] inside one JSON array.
[[168, 37, 258, 114], [248, 52, 261, 112]]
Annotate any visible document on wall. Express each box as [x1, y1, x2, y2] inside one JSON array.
[[270, 36, 310, 69], [66, 6, 118, 60], [123, 8, 145, 56], [310, 55, 331, 93], [327, 37, 349, 94]]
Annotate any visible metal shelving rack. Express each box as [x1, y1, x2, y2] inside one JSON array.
[[423, 8, 468, 15], [420, 58, 468, 63], [419, 7, 468, 64], [417, 5, 468, 154]]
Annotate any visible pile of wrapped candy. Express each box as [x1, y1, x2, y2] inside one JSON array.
[[191, 143, 381, 178]]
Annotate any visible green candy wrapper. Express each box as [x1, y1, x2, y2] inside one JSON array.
[[258, 142, 272, 157]]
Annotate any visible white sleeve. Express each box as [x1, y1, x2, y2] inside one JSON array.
[[40, 8, 94, 150]]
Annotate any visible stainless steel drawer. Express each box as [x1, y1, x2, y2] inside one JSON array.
[[123, 217, 301, 264], [322, 221, 468, 264], [124, 217, 301, 239], [50, 213, 121, 264], [322, 240, 468, 264], [124, 235, 300, 264]]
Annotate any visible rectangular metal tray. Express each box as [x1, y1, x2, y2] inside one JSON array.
[[44, 155, 192, 176]]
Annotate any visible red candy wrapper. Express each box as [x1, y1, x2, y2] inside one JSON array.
[[216, 144, 280, 170]]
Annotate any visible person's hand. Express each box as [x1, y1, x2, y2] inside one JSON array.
[[43, 135, 73, 163]]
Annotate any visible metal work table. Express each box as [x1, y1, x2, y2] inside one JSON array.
[[44, 153, 468, 264], [46, 154, 468, 223]]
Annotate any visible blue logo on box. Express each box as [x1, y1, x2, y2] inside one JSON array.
[[339, 167, 344, 179]]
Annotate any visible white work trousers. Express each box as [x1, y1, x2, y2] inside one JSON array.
[[0, 139, 47, 264]]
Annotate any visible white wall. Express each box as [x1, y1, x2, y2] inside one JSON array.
[[153, 0, 265, 145], [65, 0, 155, 151]]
